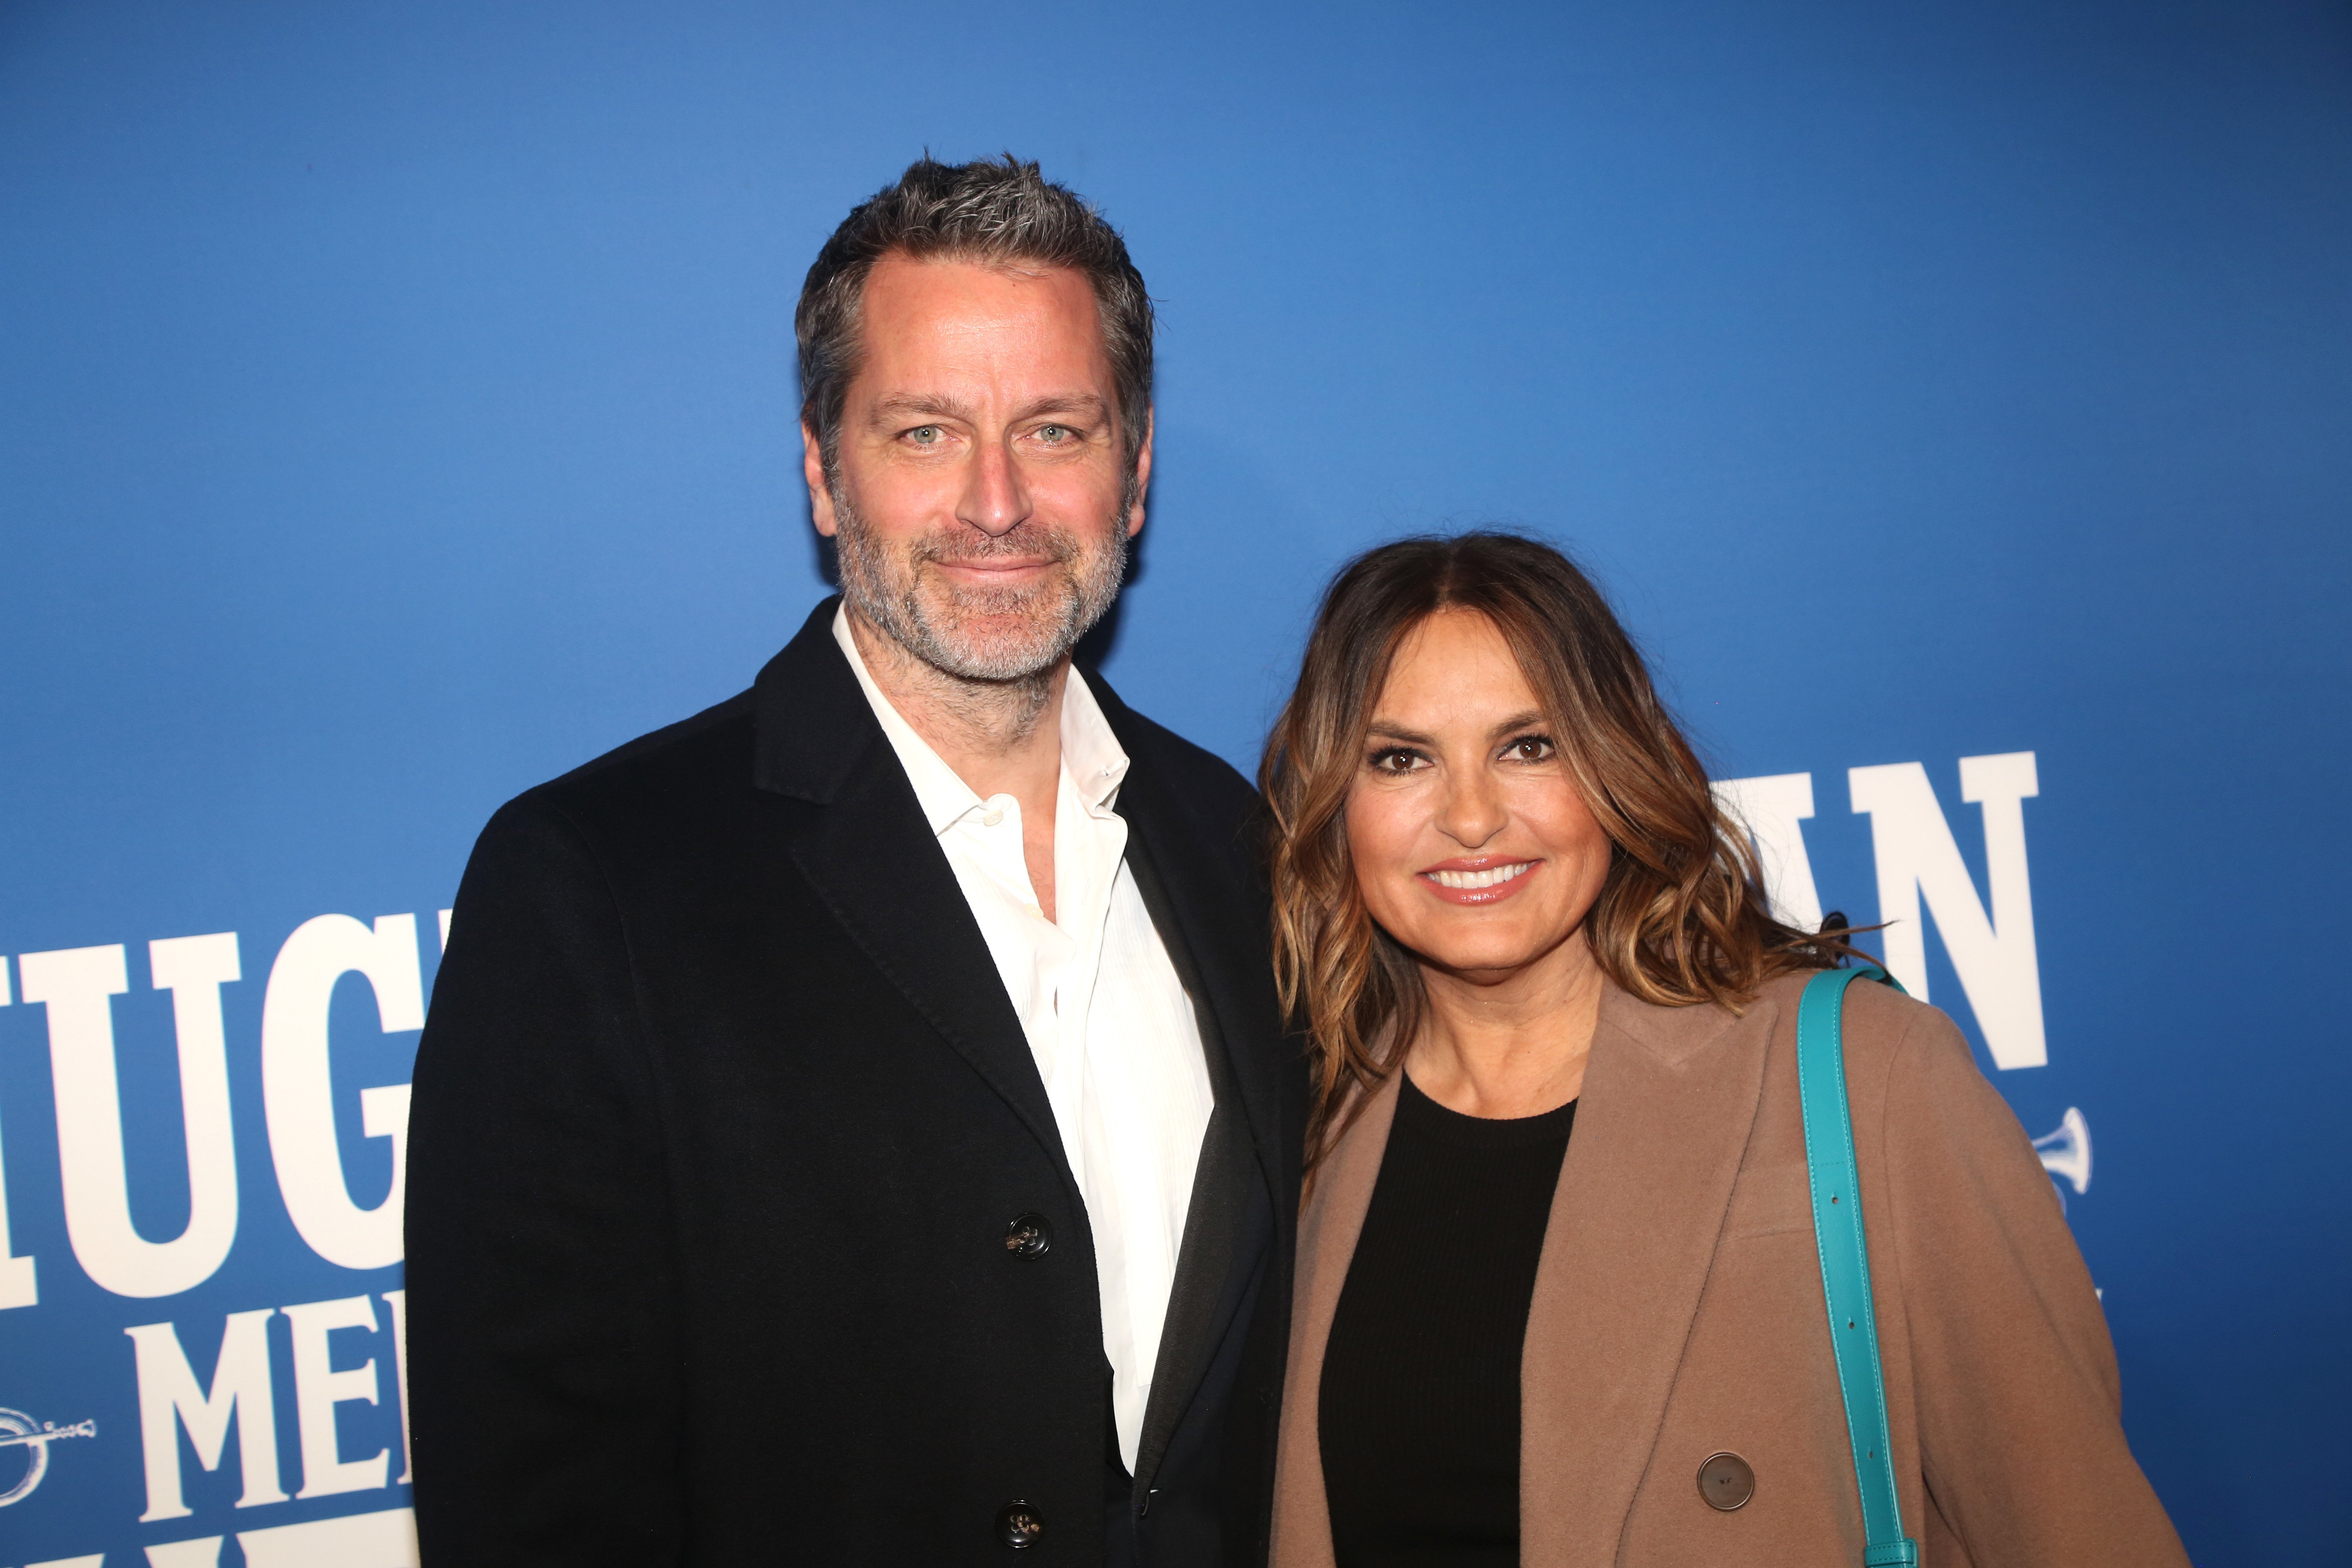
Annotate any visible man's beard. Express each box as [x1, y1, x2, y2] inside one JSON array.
[[831, 483, 1130, 684]]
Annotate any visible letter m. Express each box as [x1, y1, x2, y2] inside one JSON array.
[[1848, 753, 2045, 1069], [125, 1309, 289, 1521]]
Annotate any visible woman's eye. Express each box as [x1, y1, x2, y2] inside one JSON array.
[[1504, 735, 1557, 763], [1367, 747, 1425, 775]]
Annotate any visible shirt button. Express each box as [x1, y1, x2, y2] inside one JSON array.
[[996, 1500, 1044, 1548], [1003, 1213, 1052, 1257], [1696, 1451, 1755, 1511], [980, 808, 1004, 827]]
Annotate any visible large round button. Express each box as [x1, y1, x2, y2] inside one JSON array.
[[1003, 1213, 1052, 1257], [1696, 1451, 1755, 1511], [996, 1500, 1044, 1548]]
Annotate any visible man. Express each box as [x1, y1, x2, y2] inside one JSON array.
[[404, 156, 1300, 1565]]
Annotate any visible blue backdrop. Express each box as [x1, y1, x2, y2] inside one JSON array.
[[2, 2, 2346, 1562]]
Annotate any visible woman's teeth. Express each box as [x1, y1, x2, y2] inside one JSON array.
[[1428, 862, 1531, 890]]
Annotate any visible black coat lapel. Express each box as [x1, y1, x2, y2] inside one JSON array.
[[1096, 676, 1289, 1498], [1123, 836, 1267, 1497], [753, 599, 1075, 1196], [1091, 689, 1286, 1212]]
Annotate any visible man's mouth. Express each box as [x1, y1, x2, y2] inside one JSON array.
[[933, 556, 1060, 574]]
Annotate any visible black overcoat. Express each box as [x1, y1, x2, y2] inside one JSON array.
[[404, 599, 1303, 1566]]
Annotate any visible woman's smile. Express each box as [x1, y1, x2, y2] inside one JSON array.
[[1418, 856, 1541, 903]]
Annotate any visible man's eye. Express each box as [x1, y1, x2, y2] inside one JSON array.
[[1036, 424, 1071, 443], [908, 426, 942, 445]]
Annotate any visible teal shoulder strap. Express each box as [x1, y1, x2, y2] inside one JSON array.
[[1796, 966, 1920, 1568]]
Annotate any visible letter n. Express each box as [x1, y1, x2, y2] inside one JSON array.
[[125, 1310, 290, 1521], [1848, 753, 2046, 1069]]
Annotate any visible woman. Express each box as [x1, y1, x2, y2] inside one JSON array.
[[1260, 533, 2187, 1567]]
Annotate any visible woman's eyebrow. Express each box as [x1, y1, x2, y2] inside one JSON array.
[[1363, 711, 1548, 748], [1487, 710, 1546, 739]]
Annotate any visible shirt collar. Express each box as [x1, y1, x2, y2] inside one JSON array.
[[1056, 651, 1131, 814], [832, 603, 1130, 836]]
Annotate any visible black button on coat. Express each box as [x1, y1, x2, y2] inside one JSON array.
[[404, 599, 1303, 1566]]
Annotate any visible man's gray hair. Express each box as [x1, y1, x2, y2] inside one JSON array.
[[795, 154, 1154, 478]]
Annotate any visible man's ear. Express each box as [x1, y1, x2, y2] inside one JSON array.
[[1126, 408, 1154, 539], [802, 420, 839, 538]]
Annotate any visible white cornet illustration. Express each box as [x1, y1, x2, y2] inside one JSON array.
[[2034, 1107, 2092, 1198], [0, 1406, 97, 1508]]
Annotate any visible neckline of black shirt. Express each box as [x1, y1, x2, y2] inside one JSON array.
[[1393, 1069, 1579, 1148]]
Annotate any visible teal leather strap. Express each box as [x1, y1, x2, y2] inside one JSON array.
[[1797, 966, 1920, 1568]]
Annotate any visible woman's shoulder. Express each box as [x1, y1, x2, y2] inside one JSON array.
[[1747, 968, 2015, 1155], [1603, 965, 1961, 1072], [1749, 964, 1967, 1056]]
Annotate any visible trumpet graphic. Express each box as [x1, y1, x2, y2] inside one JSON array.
[[0, 1407, 97, 1508], [2033, 1107, 2092, 1209]]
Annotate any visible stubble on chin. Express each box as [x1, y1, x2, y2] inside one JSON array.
[[831, 489, 1127, 688]]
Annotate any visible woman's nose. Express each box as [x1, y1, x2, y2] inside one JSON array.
[[1434, 767, 1507, 849]]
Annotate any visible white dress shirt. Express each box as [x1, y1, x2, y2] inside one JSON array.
[[833, 607, 1215, 1472]]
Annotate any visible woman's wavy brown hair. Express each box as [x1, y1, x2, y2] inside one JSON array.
[[1261, 532, 1860, 1169]]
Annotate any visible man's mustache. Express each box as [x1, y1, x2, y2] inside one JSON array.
[[913, 524, 1081, 567]]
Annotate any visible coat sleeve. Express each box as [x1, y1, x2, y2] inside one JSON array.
[[1871, 997, 2189, 1566], [403, 795, 685, 1566]]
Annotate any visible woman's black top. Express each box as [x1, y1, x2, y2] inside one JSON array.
[[1319, 1074, 1576, 1568]]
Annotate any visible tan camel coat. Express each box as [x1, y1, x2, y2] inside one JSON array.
[[1271, 971, 2189, 1567]]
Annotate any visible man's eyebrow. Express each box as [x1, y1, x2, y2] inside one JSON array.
[[865, 392, 1112, 430], [866, 394, 977, 426], [1010, 392, 1111, 425]]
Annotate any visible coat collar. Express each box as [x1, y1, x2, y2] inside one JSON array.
[[1270, 1070, 1400, 1568], [1519, 983, 1774, 1565], [825, 601, 1133, 833], [1270, 982, 1776, 1568], [752, 597, 885, 804]]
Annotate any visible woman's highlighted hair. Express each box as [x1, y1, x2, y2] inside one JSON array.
[[1259, 532, 1859, 1170]]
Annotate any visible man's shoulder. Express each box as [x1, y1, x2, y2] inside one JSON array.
[[1089, 677, 1258, 819], [497, 688, 761, 838], [497, 598, 855, 835], [1124, 706, 1256, 800]]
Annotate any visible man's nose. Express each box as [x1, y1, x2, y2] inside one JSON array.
[[956, 434, 1032, 538]]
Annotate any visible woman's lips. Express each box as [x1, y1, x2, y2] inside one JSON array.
[[1416, 858, 1540, 906]]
